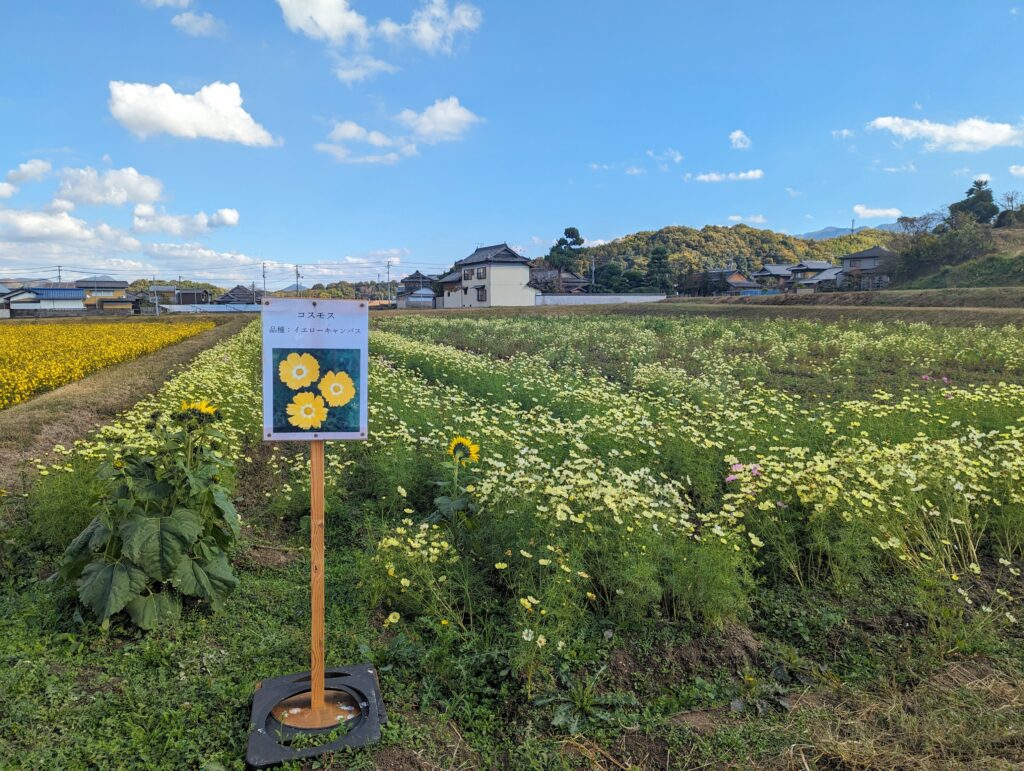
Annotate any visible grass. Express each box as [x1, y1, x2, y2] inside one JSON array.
[[2, 309, 1023, 769]]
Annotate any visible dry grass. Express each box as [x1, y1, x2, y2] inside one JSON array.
[[0, 317, 248, 493], [787, 660, 1024, 770]]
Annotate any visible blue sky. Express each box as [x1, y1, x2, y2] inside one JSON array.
[[1, 1, 1023, 288]]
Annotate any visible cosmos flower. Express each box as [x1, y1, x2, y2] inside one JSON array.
[[318, 370, 356, 408], [287, 391, 328, 430], [279, 352, 320, 390]]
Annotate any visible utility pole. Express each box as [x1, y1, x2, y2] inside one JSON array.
[[295, 265, 302, 298], [56, 265, 62, 283], [262, 262, 267, 296], [251, 281, 256, 304], [386, 260, 392, 305]]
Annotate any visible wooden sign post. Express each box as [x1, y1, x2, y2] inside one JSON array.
[[259, 298, 369, 730]]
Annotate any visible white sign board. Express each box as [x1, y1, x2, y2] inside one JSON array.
[[261, 298, 368, 441]]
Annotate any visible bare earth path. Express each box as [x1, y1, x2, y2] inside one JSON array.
[[0, 317, 249, 493]]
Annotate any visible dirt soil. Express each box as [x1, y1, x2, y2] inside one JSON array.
[[0, 317, 249, 493]]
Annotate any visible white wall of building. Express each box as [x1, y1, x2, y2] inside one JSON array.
[[437, 263, 537, 308]]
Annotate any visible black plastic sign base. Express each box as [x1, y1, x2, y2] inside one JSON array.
[[246, 663, 387, 769]]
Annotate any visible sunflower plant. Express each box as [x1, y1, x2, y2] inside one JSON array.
[[427, 436, 480, 530], [59, 399, 241, 631]]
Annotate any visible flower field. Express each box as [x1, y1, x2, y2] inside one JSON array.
[[0, 319, 215, 409], [3, 309, 1024, 769]]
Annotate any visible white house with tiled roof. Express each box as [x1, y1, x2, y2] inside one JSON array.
[[437, 244, 538, 308]]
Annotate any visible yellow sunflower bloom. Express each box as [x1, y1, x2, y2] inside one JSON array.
[[286, 391, 328, 430], [447, 435, 480, 465], [318, 370, 356, 408], [180, 399, 217, 415], [279, 352, 320, 390]]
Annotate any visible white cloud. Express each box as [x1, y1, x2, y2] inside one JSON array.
[[316, 144, 407, 165], [379, 0, 482, 54], [785, 187, 803, 197], [46, 198, 76, 213], [833, 129, 854, 140], [171, 11, 226, 37], [728, 214, 766, 224], [140, 0, 190, 7], [0, 208, 139, 249], [729, 129, 751, 150], [327, 120, 394, 147], [0, 182, 16, 199], [646, 148, 683, 165], [625, 166, 645, 176], [6, 159, 52, 184], [276, 0, 369, 45], [694, 169, 764, 182], [868, 116, 1024, 152], [333, 54, 399, 84], [1010, 165, 1024, 177], [109, 81, 278, 146], [57, 166, 163, 206], [882, 161, 917, 173], [397, 96, 482, 143], [131, 204, 240, 235], [853, 204, 902, 219], [588, 163, 612, 171], [316, 120, 417, 164]]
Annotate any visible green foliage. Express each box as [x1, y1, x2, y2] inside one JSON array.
[[949, 179, 999, 225], [534, 666, 639, 734], [547, 226, 587, 275], [58, 403, 240, 629], [579, 224, 890, 293]]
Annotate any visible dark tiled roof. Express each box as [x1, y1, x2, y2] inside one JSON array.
[[455, 243, 528, 267], [842, 246, 895, 260], [437, 270, 462, 283], [752, 264, 797, 276], [75, 276, 130, 289], [792, 260, 834, 271], [799, 267, 845, 284]]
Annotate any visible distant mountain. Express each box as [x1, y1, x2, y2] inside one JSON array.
[[278, 283, 311, 292], [799, 223, 901, 240]]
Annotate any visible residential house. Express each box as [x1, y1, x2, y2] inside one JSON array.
[[395, 271, 439, 308], [681, 268, 761, 296], [527, 267, 591, 294], [396, 287, 439, 309], [175, 288, 211, 305], [75, 276, 131, 311], [838, 246, 894, 290], [788, 261, 835, 283], [750, 263, 798, 290], [215, 285, 264, 304], [437, 244, 537, 309], [0, 285, 86, 316], [796, 266, 845, 291]]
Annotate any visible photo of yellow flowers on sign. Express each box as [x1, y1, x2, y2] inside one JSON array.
[[271, 348, 360, 434]]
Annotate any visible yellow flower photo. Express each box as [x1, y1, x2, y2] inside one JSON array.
[[318, 370, 356, 408], [286, 391, 328, 430], [278, 352, 320, 390]]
